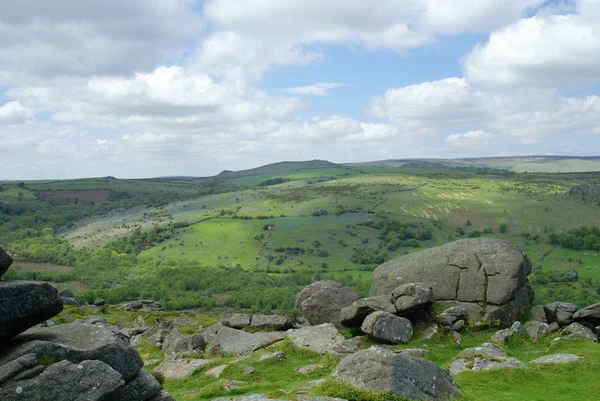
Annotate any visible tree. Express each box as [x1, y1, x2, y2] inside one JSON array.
[[17, 182, 25, 189], [499, 223, 508, 233]]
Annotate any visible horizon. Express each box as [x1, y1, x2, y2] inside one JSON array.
[[2, 1, 600, 179]]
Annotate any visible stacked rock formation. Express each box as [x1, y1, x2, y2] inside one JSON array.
[[0, 247, 174, 401]]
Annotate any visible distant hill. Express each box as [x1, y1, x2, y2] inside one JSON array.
[[215, 160, 342, 179], [344, 156, 600, 173]]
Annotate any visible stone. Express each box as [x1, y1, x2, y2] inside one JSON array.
[[451, 331, 463, 347], [242, 366, 256, 375], [208, 326, 285, 355], [361, 311, 413, 344], [524, 321, 549, 341], [552, 322, 598, 342], [162, 329, 205, 355], [0, 359, 123, 401], [298, 398, 349, 401], [0, 281, 64, 344], [529, 305, 547, 323], [510, 321, 526, 336], [206, 364, 228, 378], [394, 348, 428, 358], [451, 320, 466, 332], [303, 379, 326, 389], [296, 364, 318, 374], [548, 322, 560, 333], [529, 354, 584, 365], [133, 315, 147, 330], [371, 238, 534, 327], [258, 351, 285, 361], [340, 296, 396, 327], [0, 323, 143, 382], [491, 329, 511, 344], [0, 247, 13, 277], [422, 324, 440, 340], [391, 283, 433, 316], [250, 314, 292, 331], [154, 359, 210, 379], [222, 314, 252, 329], [94, 298, 106, 306], [296, 280, 360, 327], [103, 369, 161, 401], [207, 342, 225, 358], [333, 346, 462, 401], [435, 306, 469, 327], [449, 343, 528, 375], [286, 323, 358, 356], [544, 302, 577, 325], [573, 302, 600, 326]]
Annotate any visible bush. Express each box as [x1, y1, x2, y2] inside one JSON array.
[[468, 230, 482, 238], [499, 223, 508, 233]]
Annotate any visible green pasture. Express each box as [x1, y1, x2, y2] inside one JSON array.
[[224, 168, 359, 187], [0, 187, 36, 200]]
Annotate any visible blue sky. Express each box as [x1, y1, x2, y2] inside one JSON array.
[[1, 0, 599, 179]]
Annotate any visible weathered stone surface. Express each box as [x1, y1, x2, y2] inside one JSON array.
[[361, 311, 413, 344], [544, 302, 577, 325], [0, 323, 143, 382], [449, 343, 528, 375], [286, 323, 358, 356], [298, 398, 349, 401], [530, 354, 584, 365], [552, 322, 598, 342], [103, 369, 161, 401], [209, 326, 285, 355], [524, 321, 549, 341], [250, 314, 292, 331], [296, 364, 318, 374], [340, 296, 396, 328], [435, 306, 469, 327], [0, 281, 64, 344], [422, 324, 441, 340], [206, 364, 228, 378], [491, 329, 511, 344], [0, 359, 123, 401], [391, 283, 433, 316], [395, 348, 428, 358], [57, 289, 82, 307], [333, 346, 462, 401], [530, 305, 547, 323], [371, 238, 533, 327], [0, 246, 12, 278], [162, 329, 205, 355], [296, 280, 360, 327], [573, 302, 600, 326], [222, 314, 252, 329], [154, 359, 210, 379]]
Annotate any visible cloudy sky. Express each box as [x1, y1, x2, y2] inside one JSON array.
[[1, 0, 600, 179]]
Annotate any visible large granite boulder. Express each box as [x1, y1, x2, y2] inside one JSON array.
[[250, 314, 292, 331], [207, 325, 285, 355], [286, 323, 358, 356], [58, 289, 82, 307], [0, 281, 64, 344], [222, 313, 252, 329], [340, 296, 396, 328], [391, 283, 433, 316], [370, 238, 533, 327], [162, 329, 205, 355], [573, 302, 600, 327], [0, 322, 172, 401], [154, 359, 210, 379], [449, 343, 528, 375], [333, 346, 462, 401], [361, 311, 413, 344], [0, 246, 13, 278], [296, 280, 360, 327], [544, 302, 577, 325]]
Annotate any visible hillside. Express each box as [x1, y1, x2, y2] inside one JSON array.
[[345, 156, 600, 173], [216, 160, 343, 179]]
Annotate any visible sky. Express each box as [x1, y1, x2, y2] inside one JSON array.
[[1, 0, 600, 179]]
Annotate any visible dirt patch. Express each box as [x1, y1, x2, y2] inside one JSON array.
[[38, 189, 111, 202]]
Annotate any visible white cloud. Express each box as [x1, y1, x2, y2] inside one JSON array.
[[280, 82, 346, 96], [464, 2, 600, 87], [0, 0, 201, 80], [445, 130, 497, 149], [0, 101, 33, 123]]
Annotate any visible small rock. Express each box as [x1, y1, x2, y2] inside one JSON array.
[[154, 359, 210, 379], [243, 366, 256, 375], [524, 321, 549, 341], [296, 364, 318, 374], [422, 324, 440, 340], [258, 351, 285, 361], [451, 331, 463, 347], [451, 319, 466, 332], [530, 354, 584, 365], [207, 364, 229, 378], [530, 305, 547, 323], [222, 313, 251, 329], [391, 282, 433, 316], [491, 329, 511, 344], [94, 298, 106, 306], [303, 379, 326, 389], [360, 311, 413, 344], [435, 306, 468, 327]]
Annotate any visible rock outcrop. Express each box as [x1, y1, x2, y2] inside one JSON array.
[[573, 302, 600, 327], [286, 323, 358, 356], [204, 325, 285, 355], [0, 249, 174, 401], [340, 296, 396, 328], [562, 184, 600, 202], [296, 280, 360, 327], [360, 311, 413, 344], [0, 246, 13, 277], [449, 343, 528, 375], [333, 346, 462, 401], [371, 238, 533, 327], [0, 281, 64, 343]]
